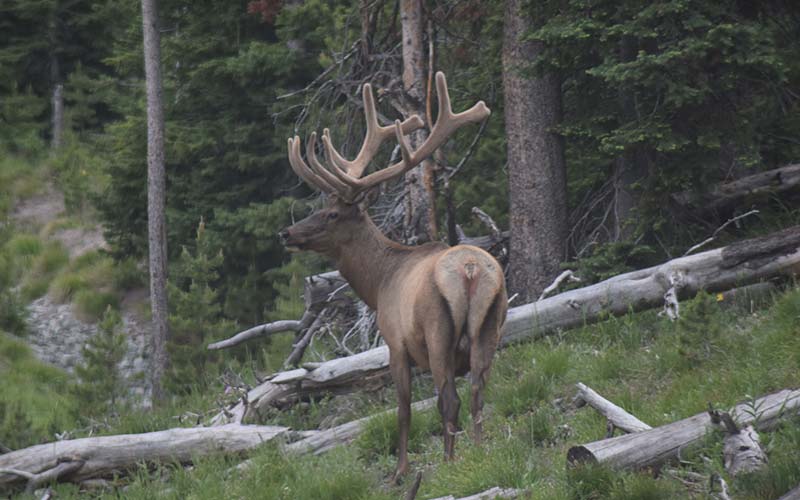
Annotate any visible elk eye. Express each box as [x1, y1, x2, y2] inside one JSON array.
[[327, 212, 339, 220]]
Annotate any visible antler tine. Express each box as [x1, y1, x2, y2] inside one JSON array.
[[323, 83, 425, 178], [287, 136, 335, 194], [304, 131, 354, 195], [349, 71, 491, 190]]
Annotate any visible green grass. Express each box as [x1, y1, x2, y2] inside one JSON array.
[[25, 284, 800, 499], [0, 332, 78, 449]]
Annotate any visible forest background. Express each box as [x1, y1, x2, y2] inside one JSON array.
[[1, 0, 799, 442]]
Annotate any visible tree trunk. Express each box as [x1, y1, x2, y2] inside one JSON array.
[[401, 0, 436, 243], [502, 0, 567, 302], [0, 424, 287, 488], [567, 388, 800, 470], [142, 0, 169, 403], [610, 36, 648, 241], [50, 84, 64, 150], [211, 225, 800, 423], [48, 9, 63, 151]]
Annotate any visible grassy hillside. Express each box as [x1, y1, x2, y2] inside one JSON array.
[[0, 332, 78, 449], [2, 153, 798, 499], [34, 284, 800, 499]]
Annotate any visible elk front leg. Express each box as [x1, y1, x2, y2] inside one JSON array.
[[389, 350, 412, 483]]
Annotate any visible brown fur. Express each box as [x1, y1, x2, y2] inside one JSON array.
[[280, 197, 507, 481]]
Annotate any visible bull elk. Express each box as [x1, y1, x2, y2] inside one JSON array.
[[278, 73, 507, 480]]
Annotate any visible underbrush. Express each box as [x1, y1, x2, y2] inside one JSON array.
[[0, 332, 78, 448], [36, 284, 800, 499]]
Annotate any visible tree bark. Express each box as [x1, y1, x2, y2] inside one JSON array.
[[211, 225, 800, 423], [401, 0, 436, 243], [502, 0, 567, 302], [50, 84, 64, 150], [142, 0, 169, 402], [567, 388, 800, 470], [0, 424, 287, 488]]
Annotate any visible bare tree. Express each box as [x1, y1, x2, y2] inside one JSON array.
[[141, 0, 169, 402], [400, 0, 436, 243], [502, 0, 567, 302]]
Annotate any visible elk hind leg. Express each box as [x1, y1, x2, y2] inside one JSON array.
[[426, 320, 461, 460], [469, 297, 502, 446]]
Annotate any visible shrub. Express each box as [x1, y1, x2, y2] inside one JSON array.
[[32, 242, 69, 275], [74, 289, 119, 322], [72, 307, 128, 415], [49, 272, 89, 303], [6, 234, 42, 264], [112, 258, 145, 291]]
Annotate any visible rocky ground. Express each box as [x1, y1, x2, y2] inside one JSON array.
[[12, 185, 153, 405]]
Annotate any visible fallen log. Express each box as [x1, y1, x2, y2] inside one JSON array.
[[0, 424, 287, 489], [284, 397, 436, 455], [207, 312, 315, 351], [779, 485, 800, 500], [671, 163, 800, 214], [429, 486, 525, 500], [567, 388, 800, 471], [574, 383, 651, 434], [211, 225, 800, 425]]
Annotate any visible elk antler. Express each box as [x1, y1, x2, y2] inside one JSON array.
[[287, 72, 491, 203]]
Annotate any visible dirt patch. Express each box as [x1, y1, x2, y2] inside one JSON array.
[[52, 225, 109, 258], [11, 186, 65, 228]]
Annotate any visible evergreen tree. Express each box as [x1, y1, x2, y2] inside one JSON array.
[[73, 307, 128, 414], [166, 219, 230, 394]]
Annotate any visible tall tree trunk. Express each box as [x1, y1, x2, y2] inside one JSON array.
[[49, 10, 63, 150], [400, 0, 436, 243], [50, 83, 64, 150], [502, 0, 567, 302], [612, 36, 646, 241], [142, 0, 169, 403]]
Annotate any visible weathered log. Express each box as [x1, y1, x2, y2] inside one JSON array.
[[671, 163, 800, 214], [567, 388, 800, 470], [574, 383, 652, 434], [779, 485, 800, 500], [284, 397, 436, 455], [0, 424, 287, 489], [210, 225, 800, 424], [210, 347, 393, 425], [502, 224, 800, 345], [207, 313, 314, 351], [722, 424, 767, 476], [429, 486, 525, 500]]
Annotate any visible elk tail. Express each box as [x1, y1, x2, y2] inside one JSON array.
[[435, 247, 504, 346]]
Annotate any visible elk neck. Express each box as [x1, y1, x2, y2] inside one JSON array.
[[330, 215, 418, 310]]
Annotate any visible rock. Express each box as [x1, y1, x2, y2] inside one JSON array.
[[24, 295, 152, 407]]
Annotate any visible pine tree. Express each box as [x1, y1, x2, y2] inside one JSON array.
[[73, 307, 128, 414], [166, 219, 228, 394]]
